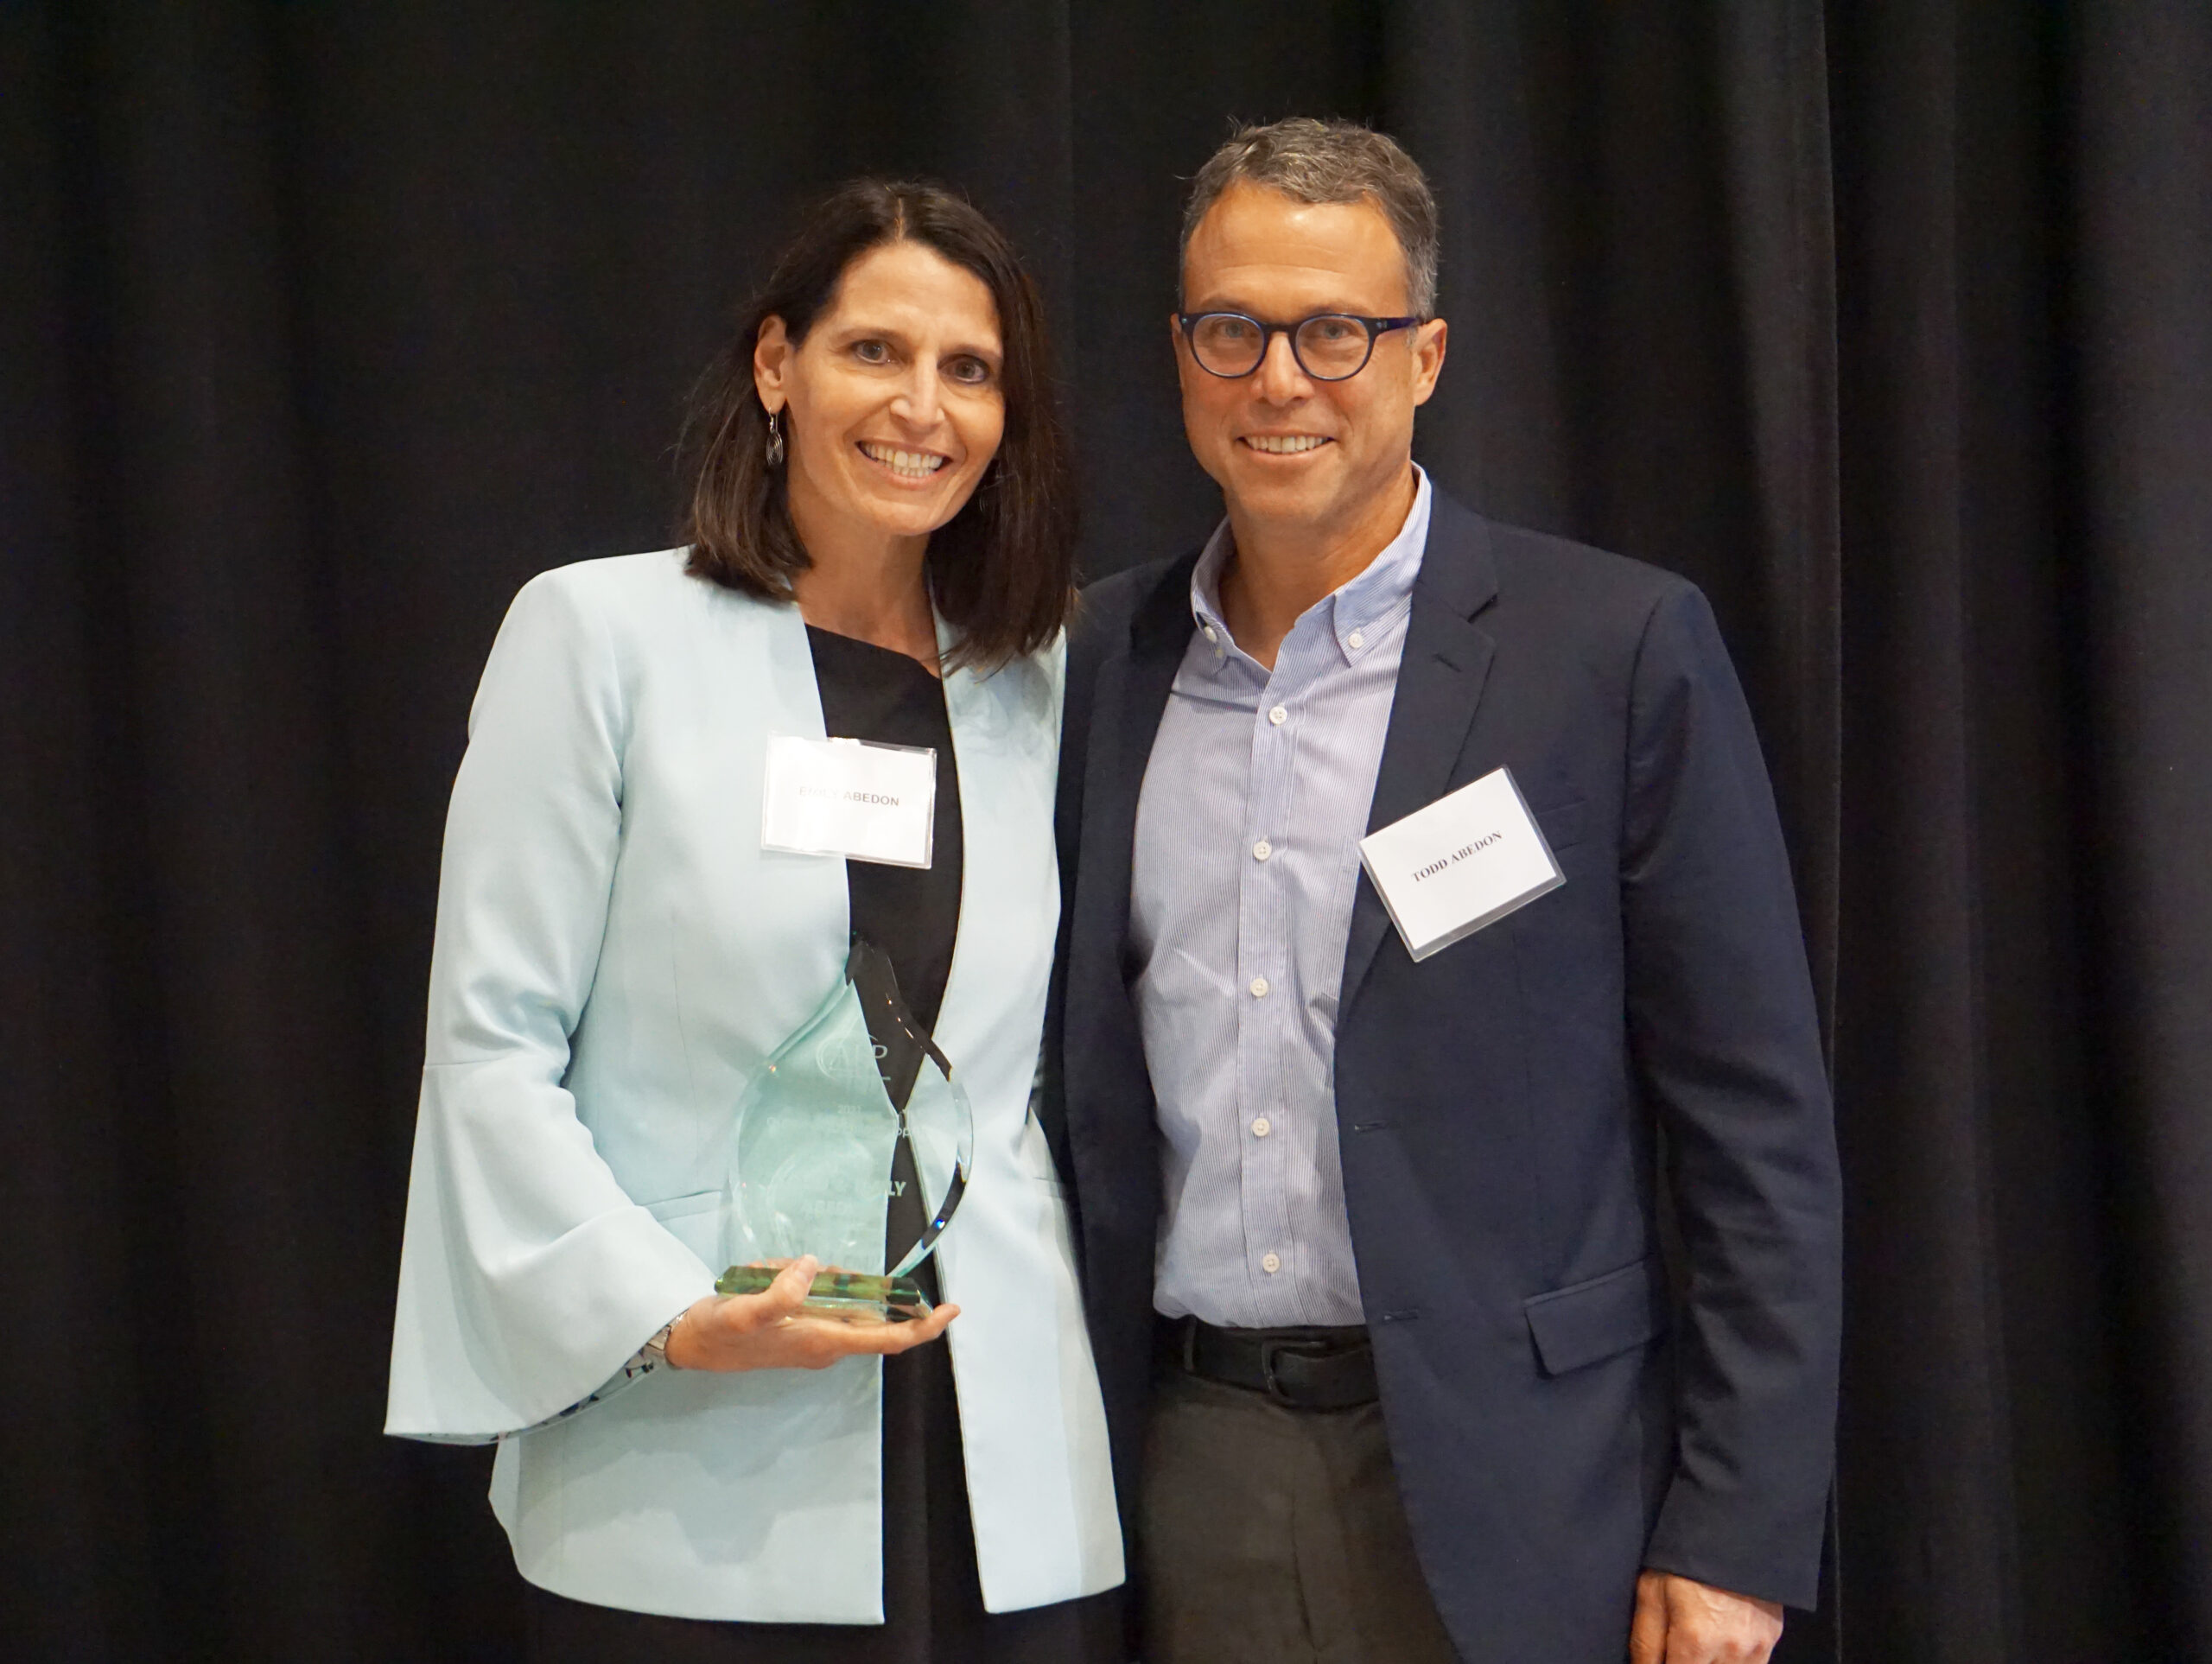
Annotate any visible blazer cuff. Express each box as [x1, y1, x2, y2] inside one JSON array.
[[1643, 1476, 1828, 1610]]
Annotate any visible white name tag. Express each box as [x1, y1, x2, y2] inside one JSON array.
[[1357, 766, 1562, 962], [760, 736, 937, 869]]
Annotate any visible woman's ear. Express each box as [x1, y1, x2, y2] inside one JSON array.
[[753, 316, 791, 412]]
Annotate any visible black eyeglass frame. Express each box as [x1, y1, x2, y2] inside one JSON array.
[[1175, 310, 1427, 381]]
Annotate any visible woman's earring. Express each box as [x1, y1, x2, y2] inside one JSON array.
[[765, 408, 785, 467]]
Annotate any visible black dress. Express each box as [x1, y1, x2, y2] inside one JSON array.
[[525, 627, 1124, 1664]]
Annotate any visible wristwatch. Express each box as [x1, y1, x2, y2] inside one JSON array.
[[630, 1311, 685, 1379]]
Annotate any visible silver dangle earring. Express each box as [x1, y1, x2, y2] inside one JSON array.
[[765, 408, 785, 467]]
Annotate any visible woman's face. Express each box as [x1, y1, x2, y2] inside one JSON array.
[[753, 239, 1007, 554]]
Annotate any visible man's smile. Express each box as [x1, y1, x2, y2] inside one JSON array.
[[1239, 434, 1333, 454]]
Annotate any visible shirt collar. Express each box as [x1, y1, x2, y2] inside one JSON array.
[[1189, 465, 1433, 667]]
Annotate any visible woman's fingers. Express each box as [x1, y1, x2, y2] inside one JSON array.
[[768, 1302, 961, 1367], [669, 1266, 958, 1370], [762, 1255, 821, 1316], [714, 1256, 819, 1334], [870, 1303, 961, 1350], [803, 1302, 961, 1352]]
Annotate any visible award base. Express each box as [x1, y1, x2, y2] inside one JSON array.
[[716, 1262, 931, 1324]]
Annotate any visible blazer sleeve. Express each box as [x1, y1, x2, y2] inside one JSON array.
[[384, 569, 716, 1441], [1623, 582, 1842, 1608]]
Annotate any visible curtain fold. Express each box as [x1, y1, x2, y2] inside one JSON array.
[[3, 3, 2205, 1656], [2072, 4, 2212, 1653]]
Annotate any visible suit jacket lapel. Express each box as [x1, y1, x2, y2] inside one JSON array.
[[1071, 552, 1198, 1041], [1339, 494, 1502, 1017]]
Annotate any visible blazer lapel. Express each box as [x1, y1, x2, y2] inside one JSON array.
[[1339, 494, 1502, 1017], [1074, 555, 1200, 984]]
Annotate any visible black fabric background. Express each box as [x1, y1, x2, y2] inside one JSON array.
[[3, 3, 2207, 1660]]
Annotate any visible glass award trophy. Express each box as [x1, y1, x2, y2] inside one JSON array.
[[713, 938, 972, 1323]]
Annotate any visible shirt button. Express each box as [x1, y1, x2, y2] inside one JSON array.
[[1253, 839, 1272, 861], [1203, 624, 1217, 643], [1268, 705, 1288, 726], [1347, 629, 1365, 651], [1251, 1116, 1272, 1138], [1249, 976, 1270, 999], [1261, 1252, 1282, 1274]]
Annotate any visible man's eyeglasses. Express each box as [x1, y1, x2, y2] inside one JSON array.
[[1176, 311, 1425, 382]]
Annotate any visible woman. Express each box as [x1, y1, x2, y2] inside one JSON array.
[[385, 181, 1123, 1661]]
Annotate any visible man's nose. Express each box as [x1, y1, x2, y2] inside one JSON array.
[[1252, 330, 1311, 403]]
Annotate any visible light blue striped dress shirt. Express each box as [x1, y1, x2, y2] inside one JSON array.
[[1131, 467, 1433, 1327]]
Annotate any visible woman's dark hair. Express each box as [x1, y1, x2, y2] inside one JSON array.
[[680, 180, 1076, 669]]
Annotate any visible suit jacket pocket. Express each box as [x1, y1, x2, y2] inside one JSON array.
[[1523, 1254, 1668, 1376], [1533, 797, 1589, 852]]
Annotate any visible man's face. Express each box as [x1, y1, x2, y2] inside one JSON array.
[[1173, 182, 1446, 542]]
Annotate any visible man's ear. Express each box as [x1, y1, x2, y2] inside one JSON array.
[[1410, 317, 1448, 408], [753, 316, 791, 411]]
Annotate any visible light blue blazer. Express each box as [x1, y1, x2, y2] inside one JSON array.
[[385, 549, 1123, 1623]]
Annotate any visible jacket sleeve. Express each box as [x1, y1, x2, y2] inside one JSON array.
[[1624, 582, 1842, 1608], [384, 569, 715, 1441]]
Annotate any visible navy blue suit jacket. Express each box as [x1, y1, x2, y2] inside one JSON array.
[[1044, 487, 1842, 1660]]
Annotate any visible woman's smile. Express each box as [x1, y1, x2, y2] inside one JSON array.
[[857, 440, 953, 480]]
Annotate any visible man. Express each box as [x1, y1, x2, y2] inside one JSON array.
[[1047, 119, 1841, 1662]]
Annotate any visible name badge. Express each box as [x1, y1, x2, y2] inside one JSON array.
[[760, 736, 937, 869], [1357, 766, 1562, 962]]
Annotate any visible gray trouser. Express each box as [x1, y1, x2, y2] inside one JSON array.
[[1141, 1364, 1460, 1663]]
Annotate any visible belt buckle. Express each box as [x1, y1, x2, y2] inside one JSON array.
[[1258, 1337, 1317, 1407]]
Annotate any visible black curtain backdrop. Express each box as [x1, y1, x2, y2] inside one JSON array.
[[4, 4, 2207, 1660]]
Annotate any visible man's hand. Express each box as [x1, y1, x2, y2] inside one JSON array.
[[663, 1256, 959, 1372], [1629, 1570, 1783, 1664]]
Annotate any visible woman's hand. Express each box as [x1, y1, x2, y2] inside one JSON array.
[[662, 1256, 958, 1372]]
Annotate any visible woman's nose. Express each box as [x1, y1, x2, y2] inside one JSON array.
[[892, 363, 944, 428]]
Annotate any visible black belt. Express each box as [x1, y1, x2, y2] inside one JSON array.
[[1157, 1314, 1379, 1411]]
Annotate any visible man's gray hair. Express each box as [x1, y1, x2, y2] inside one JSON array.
[[1180, 117, 1440, 317]]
